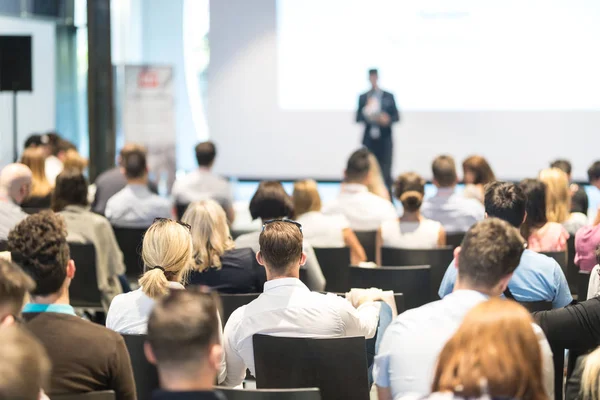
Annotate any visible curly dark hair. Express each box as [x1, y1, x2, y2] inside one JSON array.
[[7, 211, 70, 296]]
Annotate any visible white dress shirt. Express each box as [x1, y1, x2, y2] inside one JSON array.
[[374, 290, 554, 400], [45, 155, 63, 186], [0, 197, 27, 240], [380, 218, 442, 249], [105, 184, 172, 228], [222, 278, 381, 387], [420, 187, 485, 233], [322, 183, 398, 231], [296, 211, 348, 248], [171, 168, 234, 210], [234, 231, 326, 291]]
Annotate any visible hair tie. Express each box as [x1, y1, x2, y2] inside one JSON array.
[[151, 266, 165, 272]]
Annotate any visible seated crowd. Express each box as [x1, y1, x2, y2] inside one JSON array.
[[2, 135, 600, 400]]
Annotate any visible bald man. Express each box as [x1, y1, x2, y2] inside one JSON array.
[[0, 164, 32, 240]]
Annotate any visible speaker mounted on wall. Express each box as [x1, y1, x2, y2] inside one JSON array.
[[0, 35, 33, 92]]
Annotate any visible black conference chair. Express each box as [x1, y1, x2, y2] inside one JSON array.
[[231, 229, 255, 240], [381, 247, 454, 300], [566, 236, 578, 294], [53, 391, 115, 400], [122, 334, 159, 400], [175, 203, 189, 220], [312, 247, 351, 293], [220, 293, 260, 326], [348, 265, 432, 310], [113, 227, 147, 281], [217, 387, 321, 400], [445, 232, 465, 248], [68, 243, 103, 310], [518, 301, 552, 312], [578, 271, 591, 301], [542, 251, 568, 276], [0, 240, 6, 252], [253, 335, 369, 400], [354, 231, 377, 262]]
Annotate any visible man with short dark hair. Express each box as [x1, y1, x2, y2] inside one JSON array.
[[374, 218, 554, 400], [551, 159, 589, 215], [0, 259, 35, 327], [8, 211, 136, 398], [421, 155, 484, 232], [171, 141, 235, 222], [105, 149, 172, 227], [438, 182, 572, 308], [323, 148, 397, 230], [223, 220, 385, 386], [145, 288, 225, 399]]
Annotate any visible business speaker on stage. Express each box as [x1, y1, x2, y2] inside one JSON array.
[[356, 68, 400, 189]]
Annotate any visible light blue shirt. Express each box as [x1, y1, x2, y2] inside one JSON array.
[[22, 303, 77, 316], [421, 187, 484, 233], [438, 249, 573, 308], [105, 184, 172, 228]]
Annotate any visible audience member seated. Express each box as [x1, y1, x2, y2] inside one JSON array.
[[366, 152, 391, 200], [380, 172, 446, 249], [420, 299, 547, 400], [62, 148, 88, 173], [172, 141, 235, 223], [8, 211, 136, 398], [577, 224, 600, 273], [374, 218, 553, 399], [106, 218, 193, 334], [585, 245, 600, 299], [439, 182, 572, 308], [540, 168, 588, 235], [461, 155, 496, 204], [24, 133, 45, 150], [183, 200, 266, 293], [520, 179, 569, 252], [20, 147, 53, 209], [52, 170, 125, 308], [569, 345, 600, 400], [106, 148, 172, 227], [223, 220, 387, 386], [235, 181, 326, 291], [551, 159, 589, 216], [44, 133, 64, 185], [323, 148, 397, 231], [0, 259, 35, 327], [145, 288, 225, 400], [0, 163, 32, 240], [92, 144, 158, 215], [421, 155, 485, 233], [0, 325, 51, 400], [293, 179, 366, 264]]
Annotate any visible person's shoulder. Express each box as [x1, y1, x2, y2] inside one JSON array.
[[521, 250, 559, 270], [94, 167, 120, 185], [223, 247, 255, 264]]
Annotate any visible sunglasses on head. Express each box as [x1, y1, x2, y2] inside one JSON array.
[[153, 217, 191, 231], [262, 218, 303, 234]]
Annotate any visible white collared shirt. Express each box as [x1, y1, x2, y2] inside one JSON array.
[[322, 184, 398, 231], [0, 197, 27, 240], [296, 211, 349, 248], [171, 168, 233, 209], [374, 290, 554, 399], [222, 278, 381, 387], [105, 184, 173, 228], [421, 187, 485, 233]]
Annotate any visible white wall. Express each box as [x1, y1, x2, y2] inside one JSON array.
[[0, 16, 56, 167], [208, 0, 600, 181]]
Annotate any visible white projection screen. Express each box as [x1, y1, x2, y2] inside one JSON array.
[[208, 0, 600, 181]]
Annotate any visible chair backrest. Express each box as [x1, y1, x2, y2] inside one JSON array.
[[354, 231, 377, 262], [578, 271, 591, 302], [52, 391, 116, 400], [217, 387, 321, 400], [381, 247, 454, 300], [220, 293, 261, 326], [0, 240, 6, 252], [253, 334, 369, 400], [324, 292, 406, 316], [566, 236, 578, 294], [112, 227, 147, 281], [518, 301, 553, 312], [348, 265, 432, 309], [445, 232, 465, 248], [175, 203, 189, 220], [231, 229, 255, 240], [68, 243, 102, 308], [312, 247, 351, 293], [121, 334, 159, 400], [541, 251, 568, 275]]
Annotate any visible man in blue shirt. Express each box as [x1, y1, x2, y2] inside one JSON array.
[[438, 181, 572, 308]]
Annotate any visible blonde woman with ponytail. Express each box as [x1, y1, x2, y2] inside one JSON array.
[[183, 199, 267, 293], [379, 172, 446, 249], [106, 218, 193, 334]]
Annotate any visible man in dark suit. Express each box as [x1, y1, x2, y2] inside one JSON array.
[[356, 68, 400, 188]]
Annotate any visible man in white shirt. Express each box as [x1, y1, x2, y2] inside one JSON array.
[[374, 218, 555, 400], [0, 163, 31, 240], [323, 148, 397, 231], [171, 141, 235, 223], [421, 155, 485, 232], [223, 219, 383, 387], [105, 149, 172, 228]]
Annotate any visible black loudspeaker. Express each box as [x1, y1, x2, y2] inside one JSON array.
[[0, 36, 32, 92]]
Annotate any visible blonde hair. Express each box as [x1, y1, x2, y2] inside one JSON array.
[[433, 299, 546, 400], [63, 149, 88, 173], [182, 199, 235, 272], [366, 153, 390, 199], [582, 347, 600, 400], [138, 219, 193, 298], [539, 167, 571, 223], [293, 179, 322, 217], [20, 147, 52, 197]]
